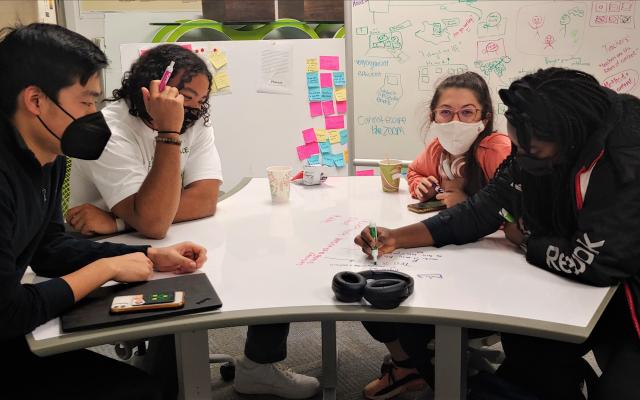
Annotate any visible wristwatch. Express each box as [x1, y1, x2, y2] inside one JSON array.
[[520, 232, 531, 253]]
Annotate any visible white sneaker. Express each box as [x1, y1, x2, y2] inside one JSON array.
[[233, 357, 320, 399]]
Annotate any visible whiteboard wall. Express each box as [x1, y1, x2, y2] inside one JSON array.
[[120, 39, 348, 192], [349, 0, 640, 161]]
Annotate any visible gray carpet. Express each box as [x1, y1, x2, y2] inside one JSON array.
[[93, 321, 599, 399]]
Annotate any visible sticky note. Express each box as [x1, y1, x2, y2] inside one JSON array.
[[319, 56, 340, 70], [325, 115, 345, 130], [322, 153, 335, 167], [322, 100, 335, 115], [340, 129, 348, 145], [336, 100, 347, 114], [343, 149, 349, 162], [333, 71, 346, 86], [356, 169, 375, 176], [320, 73, 333, 88], [302, 128, 317, 144], [213, 71, 231, 89], [308, 88, 322, 102], [319, 140, 332, 154], [308, 154, 320, 165], [209, 50, 227, 69], [315, 129, 328, 142], [321, 87, 334, 101], [309, 101, 322, 117], [306, 72, 320, 88], [334, 153, 345, 168], [329, 130, 340, 144], [334, 87, 347, 102], [296, 142, 320, 160], [306, 58, 319, 72]]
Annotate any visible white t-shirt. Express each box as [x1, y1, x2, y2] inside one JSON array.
[[70, 99, 223, 211]]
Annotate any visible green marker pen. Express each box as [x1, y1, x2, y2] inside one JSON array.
[[369, 222, 378, 265], [499, 208, 514, 223]]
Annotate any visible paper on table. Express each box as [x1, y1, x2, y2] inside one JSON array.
[[320, 73, 333, 88], [325, 115, 345, 130], [356, 169, 375, 176], [322, 100, 335, 115], [336, 101, 347, 114], [319, 56, 339, 70], [302, 128, 317, 144], [258, 43, 293, 95], [309, 102, 322, 117]]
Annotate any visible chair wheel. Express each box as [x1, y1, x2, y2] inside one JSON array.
[[114, 342, 133, 360], [220, 363, 235, 381]]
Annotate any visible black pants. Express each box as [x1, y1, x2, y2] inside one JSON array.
[[245, 323, 290, 363], [363, 321, 494, 386], [497, 289, 640, 400], [7, 337, 164, 400]]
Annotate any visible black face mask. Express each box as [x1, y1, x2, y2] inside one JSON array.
[[181, 107, 204, 134], [38, 99, 111, 160], [516, 154, 556, 176]]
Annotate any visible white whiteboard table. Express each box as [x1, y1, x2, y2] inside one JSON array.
[[28, 177, 615, 400]]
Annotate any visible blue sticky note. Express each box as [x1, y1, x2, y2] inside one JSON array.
[[333, 71, 346, 86], [322, 153, 335, 167], [307, 154, 320, 165], [308, 88, 322, 102], [321, 87, 333, 101], [334, 153, 345, 168], [306, 72, 320, 88], [339, 129, 348, 145], [319, 140, 332, 154]]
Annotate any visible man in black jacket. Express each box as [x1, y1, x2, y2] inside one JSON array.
[[355, 68, 640, 400], [0, 24, 207, 399]]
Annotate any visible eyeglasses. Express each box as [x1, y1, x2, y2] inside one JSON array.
[[433, 106, 481, 123]]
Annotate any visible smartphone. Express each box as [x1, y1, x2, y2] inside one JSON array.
[[110, 291, 185, 314], [407, 200, 446, 214]]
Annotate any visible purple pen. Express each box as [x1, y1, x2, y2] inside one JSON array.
[[158, 61, 175, 92]]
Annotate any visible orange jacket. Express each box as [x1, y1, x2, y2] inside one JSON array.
[[407, 132, 512, 198]]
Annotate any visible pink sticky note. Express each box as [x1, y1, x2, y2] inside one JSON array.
[[325, 115, 345, 130], [302, 128, 317, 144], [356, 169, 375, 176], [320, 73, 333, 88], [322, 100, 335, 115], [296, 142, 320, 160], [319, 56, 340, 70], [309, 102, 322, 117], [336, 100, 347, 114]]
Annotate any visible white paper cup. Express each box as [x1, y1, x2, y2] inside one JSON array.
[[303, 165, 324, 185], [267, 166, 292, 203]]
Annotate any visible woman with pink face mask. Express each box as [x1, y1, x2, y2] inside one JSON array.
[[408, 72, 511, 208]]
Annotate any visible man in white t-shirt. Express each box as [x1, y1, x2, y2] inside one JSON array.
[[68, 44, 320, 400]]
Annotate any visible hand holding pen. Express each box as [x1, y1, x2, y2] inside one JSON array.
[[354, 224, 398, 261], [141, 61, 184, 133]]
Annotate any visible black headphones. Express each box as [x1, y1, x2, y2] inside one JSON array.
[[332, 270, 414, 309]]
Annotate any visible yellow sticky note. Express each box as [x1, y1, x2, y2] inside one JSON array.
[[344, 149, 349, 162], [315, 129, 328, 142], [306, 58, 319, 72], [214, 71, 231, 90], [328, 130, 340, 144], [209, 50, 228, 69], [334, 87, 347, 102]]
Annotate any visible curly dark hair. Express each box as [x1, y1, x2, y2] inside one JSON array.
[[110, 44, 212, 127]]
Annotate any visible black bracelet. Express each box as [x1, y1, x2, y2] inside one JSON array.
[[157, 130, 180, 135]]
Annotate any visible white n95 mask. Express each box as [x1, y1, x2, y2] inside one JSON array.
[[431, 121, 485, 156]]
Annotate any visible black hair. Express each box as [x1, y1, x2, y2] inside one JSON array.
[[110, 44, 213, 127], [0, 23, 108, 118], [428, 71, 495, 195], [499, 68, 611, 236]]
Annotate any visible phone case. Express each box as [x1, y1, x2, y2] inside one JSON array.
[[407, 201, 446, 214], [110, 291, 185, 314]]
